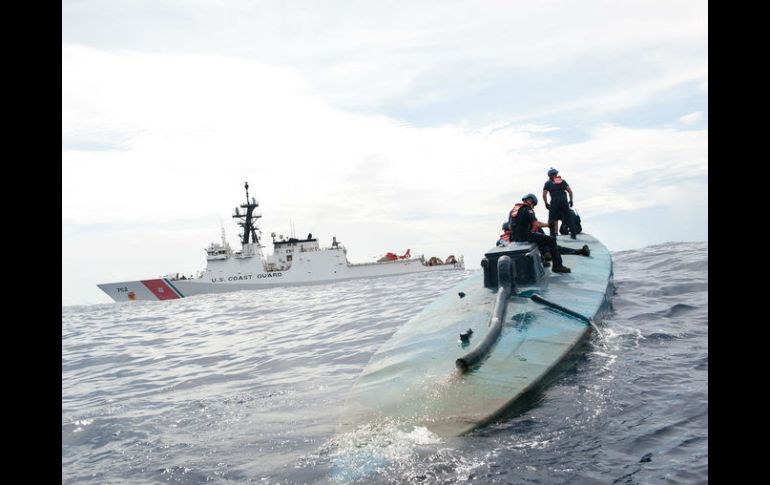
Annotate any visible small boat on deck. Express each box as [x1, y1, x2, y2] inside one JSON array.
[[342, 233, 613, 436]]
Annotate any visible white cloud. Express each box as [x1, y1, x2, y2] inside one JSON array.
[[62, 46, 707, 305], [679, 111, 704, 125], [62, 1, 708, 304], [62, 1, 708, 117]]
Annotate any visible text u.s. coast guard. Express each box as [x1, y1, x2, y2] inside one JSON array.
[[211, 273, 283, 283]]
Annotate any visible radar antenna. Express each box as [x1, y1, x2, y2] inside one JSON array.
[[232, 181, 262, 246]]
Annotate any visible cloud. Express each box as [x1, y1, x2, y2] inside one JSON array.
[[62, 45, 707, 305], [678, 111, 704, 125], [61, 2, 708, 304], [62, 1, 708, 122]]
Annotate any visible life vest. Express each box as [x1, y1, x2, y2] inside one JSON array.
[[510, 203, 536, 232], [509, 202, 527, 219]]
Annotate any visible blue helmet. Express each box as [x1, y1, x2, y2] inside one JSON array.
[[522, 193, 538, 205], [547, 168, 558, 177]]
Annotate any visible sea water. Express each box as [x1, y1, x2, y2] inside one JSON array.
[[62, 241, 707, 484]]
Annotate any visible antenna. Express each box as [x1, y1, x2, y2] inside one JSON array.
[[232, 181, 262, 246]]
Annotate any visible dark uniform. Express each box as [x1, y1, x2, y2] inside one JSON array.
[[559, 209, 582, 235], [544, 177, 576, 238], [509, 203, 565, 269]]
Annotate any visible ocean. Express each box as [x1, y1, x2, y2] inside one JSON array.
[[62, 241, 708, 484]]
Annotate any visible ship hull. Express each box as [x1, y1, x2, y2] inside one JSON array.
[[341, 233, 613, 436], [98, 258, 462, 302]]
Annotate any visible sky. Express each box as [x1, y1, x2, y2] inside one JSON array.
[[62, 0, 708, 306]]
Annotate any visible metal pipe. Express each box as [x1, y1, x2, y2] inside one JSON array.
[[456, 255, 514, 372]]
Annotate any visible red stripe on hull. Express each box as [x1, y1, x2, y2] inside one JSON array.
[[141, 279, 181, 300]]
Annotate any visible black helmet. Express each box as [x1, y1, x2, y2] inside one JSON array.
[[522, 193, 538, 205], [547, 168, 558, 177]]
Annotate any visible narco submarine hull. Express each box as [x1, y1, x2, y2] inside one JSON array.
[[342, 233, 613, 437]]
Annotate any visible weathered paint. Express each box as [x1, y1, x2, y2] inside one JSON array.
[[342, 233, 613, 437]]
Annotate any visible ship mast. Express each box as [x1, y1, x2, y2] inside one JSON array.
[[232, 181, 261, 246]]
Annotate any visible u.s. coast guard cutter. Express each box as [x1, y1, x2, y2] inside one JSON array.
[[98, 183, 464, 302]]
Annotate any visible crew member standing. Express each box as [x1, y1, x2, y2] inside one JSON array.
[[542, 167, 577, 239]]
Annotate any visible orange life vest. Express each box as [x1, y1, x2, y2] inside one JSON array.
[[510, 203, 537, 232], [510, 202, 526, 219]]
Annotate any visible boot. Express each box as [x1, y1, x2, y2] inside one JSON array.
[[581, 245, 590, 257], [552, 265, 571, 273]]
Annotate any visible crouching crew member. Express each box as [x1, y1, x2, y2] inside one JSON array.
[[509, 193, 571, 273]]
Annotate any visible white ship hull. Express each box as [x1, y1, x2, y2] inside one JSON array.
[[99, 254, 463, 302]]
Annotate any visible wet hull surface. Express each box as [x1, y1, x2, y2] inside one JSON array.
[[343, 233, 613, 436]]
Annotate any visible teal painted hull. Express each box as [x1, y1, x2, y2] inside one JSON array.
[[342, 233, 614, 436]]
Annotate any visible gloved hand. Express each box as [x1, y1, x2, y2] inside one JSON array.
[[545, 203, 551, 210], [569, 200, 573, 207]]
